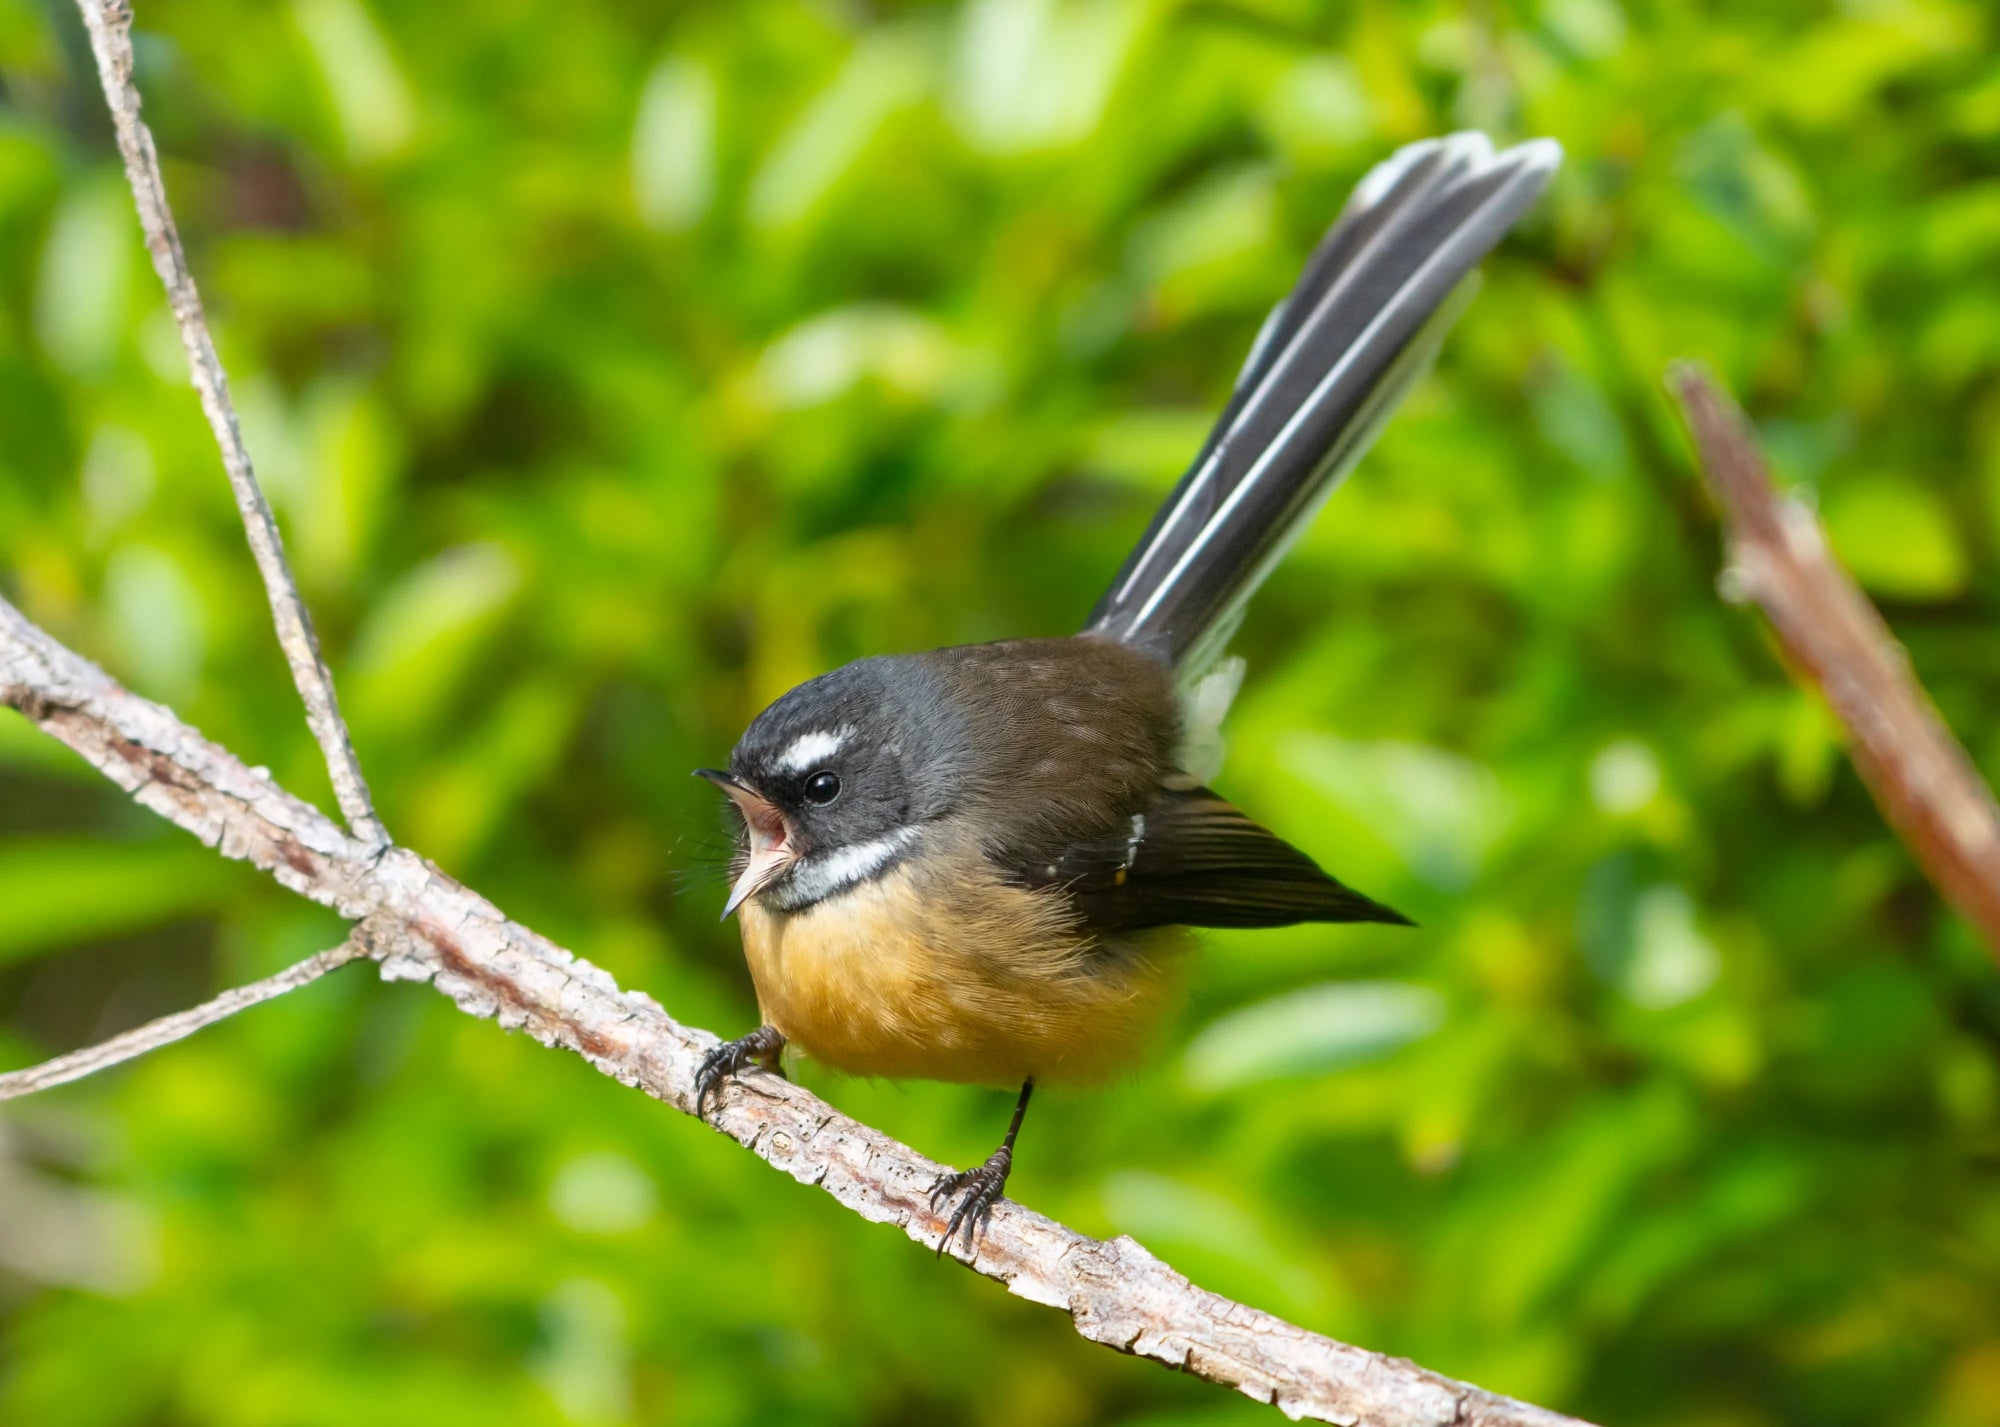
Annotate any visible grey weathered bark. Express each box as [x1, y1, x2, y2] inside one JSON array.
[[1670, 364, 2000, 956], [73, 0, 384, 846], [0, 597, 1591, 1427], [0, 937, 366, 1100], [12, 4, 1605, 1422]]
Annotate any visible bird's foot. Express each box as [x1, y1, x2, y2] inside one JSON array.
[[929, 1145, 1012, 1257], [694, 1024, 787, 1120]]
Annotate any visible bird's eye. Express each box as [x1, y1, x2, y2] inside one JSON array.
[[803, 770, 842, 805]]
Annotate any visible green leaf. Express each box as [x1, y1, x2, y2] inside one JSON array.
[[1821, 474, 1968, 599], [1182, 981, 1446, 1092], [631, 56, 717, 233], [0, 840, 236, 964]]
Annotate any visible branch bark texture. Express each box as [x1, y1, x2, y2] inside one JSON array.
[[24, 4, 1597, 1420], [1671, 363, 2000, 955], [0, 596, 1590, 1427], [73, 0, 384, 846], [0, 937, 365, 1100]]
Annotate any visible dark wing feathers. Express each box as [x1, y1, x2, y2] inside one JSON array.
[[1014, 784, 1410, 932], [994, 136, 1556, 936]]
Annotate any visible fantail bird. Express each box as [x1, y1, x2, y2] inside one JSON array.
[[694, 133, 1560, 1252]]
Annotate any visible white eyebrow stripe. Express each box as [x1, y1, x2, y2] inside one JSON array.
[[787, 826, 920, 905], [773, 725, 855, 775]]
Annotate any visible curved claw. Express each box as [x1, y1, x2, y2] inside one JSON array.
[[930, 1147, 1012, 1257], [694, 1025, 787, 1120]]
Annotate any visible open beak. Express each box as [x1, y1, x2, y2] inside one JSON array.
[[694, 769, 795, 919]]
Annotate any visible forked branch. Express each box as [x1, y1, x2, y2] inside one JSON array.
[[0, 936, 367, 1100], [0, 599, 1589, 1427], [72, 0, 384, 846], [9, 3, 1601, 1421]]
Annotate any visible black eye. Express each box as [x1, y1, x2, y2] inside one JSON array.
[[803, 770, 841, 805]]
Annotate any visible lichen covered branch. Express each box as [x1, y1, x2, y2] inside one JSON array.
[[0, 938, 367, 1101], [0, 594, 1591, 1427], [70, 0, 384, 846]]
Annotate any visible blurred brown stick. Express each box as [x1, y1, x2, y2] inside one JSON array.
[[72, 0, 384, 847], [1670, 363, 2000, 954], [0, 600, 1591, 1427]]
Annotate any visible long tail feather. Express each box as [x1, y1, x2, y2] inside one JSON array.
[[1086, 133, 1560, 676]]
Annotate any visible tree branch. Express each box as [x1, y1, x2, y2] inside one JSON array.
[[0, 595, 1592, 1427], [1669, 363, 2000, 955], [71, 0, 384, 847], [0, 936, 367, 1101], [32, 4, 1596, 1418]]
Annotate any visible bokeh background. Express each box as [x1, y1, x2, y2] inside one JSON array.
[[3, 0, 1999, 1422]]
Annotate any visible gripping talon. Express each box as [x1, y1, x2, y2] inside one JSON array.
[[930, 1078, 1034, 1257], [694, 1025, 786, 1120], [930, 1151, 1012, 1256]]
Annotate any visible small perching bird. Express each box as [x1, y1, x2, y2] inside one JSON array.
[[695, 133, 1560, 1252]]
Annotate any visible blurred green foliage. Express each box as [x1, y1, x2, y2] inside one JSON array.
[[2, 0, 1999, 1423]]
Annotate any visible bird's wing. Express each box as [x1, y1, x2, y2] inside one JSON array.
[[1009, 782, 1409, 932]]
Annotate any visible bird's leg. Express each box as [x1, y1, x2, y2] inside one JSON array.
[[694, 1024, 787, 1119], [930, 1078, 1034, 1256]]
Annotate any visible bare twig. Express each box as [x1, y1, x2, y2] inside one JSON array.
[[0, 597, 1592, 1427], [33, 7, 1590, 1418], [70, 0, 384, 847], [0, 937, 368, 1101], [1670, 363, 2000, 954]]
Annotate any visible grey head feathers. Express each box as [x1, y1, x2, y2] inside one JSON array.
[[726, 655, 972, 910], [721, 639, 1180, 913]]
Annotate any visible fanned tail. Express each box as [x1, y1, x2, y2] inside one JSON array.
[[1086, 133, 1561, 676]]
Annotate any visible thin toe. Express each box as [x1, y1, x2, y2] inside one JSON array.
[[693, 1052, 730, 1117], [931, 1161, 1008, 1257], [927, 1167, 969, 1212]]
